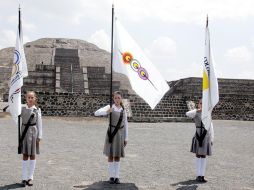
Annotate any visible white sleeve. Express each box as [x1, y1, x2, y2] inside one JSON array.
[[210, 122, 214, 142], [124, 110, 128, 141], [186, 109, 197, 118], [37, 108, 43, 139], [94, 105, 110, 116]]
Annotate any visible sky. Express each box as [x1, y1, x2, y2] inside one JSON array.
[[0, 0, 254, 81]]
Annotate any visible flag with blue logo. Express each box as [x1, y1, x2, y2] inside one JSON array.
[[8, 14, 28, 122]]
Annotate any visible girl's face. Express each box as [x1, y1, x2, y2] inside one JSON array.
[[26, 92, 36, 107], [113, 94, 122, 106]]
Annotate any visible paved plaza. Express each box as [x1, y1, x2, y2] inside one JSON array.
[[0, 114, 254, 190]]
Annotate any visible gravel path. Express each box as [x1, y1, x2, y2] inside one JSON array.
[[0, 115, 254, 190]]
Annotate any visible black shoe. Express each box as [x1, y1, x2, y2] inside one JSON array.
[[201, 176, 208, 183], [27, 179, 33, 186], [196, 176, 202, 182], [114, 178, 120, 184], [21, 180, 26, 187], [109, 177, 115, 184]]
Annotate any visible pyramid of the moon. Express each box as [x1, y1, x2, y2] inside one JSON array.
[[0, 38, 133, 97]]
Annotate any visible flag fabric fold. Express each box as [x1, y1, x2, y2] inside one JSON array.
[[202, 20, 219, 130], [113, 18, 169, 109], [8, 13, 28, 123]]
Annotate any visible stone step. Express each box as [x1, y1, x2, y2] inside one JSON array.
[[129, 117, 190, 122], [88, 81, 120, 88], [89, 87, 121, 94], [87, 67, 105, 74]]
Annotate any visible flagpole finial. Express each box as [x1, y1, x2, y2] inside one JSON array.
[[206, 15, 209, 27]]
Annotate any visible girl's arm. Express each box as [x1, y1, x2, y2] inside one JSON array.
[[94, 105, 110, 116], [4, 104, 26, 113], [186, 109, 197, 118], [37, 108, 42, 139], [210, 122, 214, 143], [124, 110, 128, 141]]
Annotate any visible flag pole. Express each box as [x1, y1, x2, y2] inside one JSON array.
[[110, 4, 114, 107], [206, 15, 208, 28], [18, 5, 21, 153], [19, 5, 21, 36], [109, 4, 114, 127]]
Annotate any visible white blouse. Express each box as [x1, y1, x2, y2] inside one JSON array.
[[94, 104, 128, 141], [7, 104, 43, 139], [186, 109, 214, 142]]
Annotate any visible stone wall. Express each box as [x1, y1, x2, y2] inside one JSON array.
[[3, 90, 252, 122], [171, 77, 254, 96], [2, 74, 254, 121]]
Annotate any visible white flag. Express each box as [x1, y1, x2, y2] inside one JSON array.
[[8, 18, 28, 122], [202, 19, 219, 130], [113, 19, 169, 109]]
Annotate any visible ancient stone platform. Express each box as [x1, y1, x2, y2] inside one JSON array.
[[0, 38, 253, 122]]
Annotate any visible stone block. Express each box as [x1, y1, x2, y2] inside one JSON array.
[[83, 67, 87, 73], [56, 67, 60, 73], [56, 81, 60, 88], [83, 74, 88, 80], [56, 73, 60, 80]]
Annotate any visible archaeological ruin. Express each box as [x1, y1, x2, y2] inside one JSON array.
[[0, 38, 253, 121]]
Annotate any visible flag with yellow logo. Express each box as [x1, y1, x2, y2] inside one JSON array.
[[202, 17, 219, 130]]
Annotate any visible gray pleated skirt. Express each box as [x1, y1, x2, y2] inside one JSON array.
[[190, 133, 212, 156], [21, 125, 40, 155], [103, 127, 125, 157]]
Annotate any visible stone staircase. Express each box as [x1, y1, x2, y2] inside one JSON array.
[[54, 48, 84, 93]]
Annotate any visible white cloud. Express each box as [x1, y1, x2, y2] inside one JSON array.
[[225, 46, 252, 64], [22, 22, 37, 33], [144, 36, 179, 81], [145, 37, 176, 57], [0, 30, 16, 49], [235, 70, 254, 79], [23, 35, 31, 44], [115, 0, 254, 24], [88, 29, 110, 51], [22, 0, 111, 25]]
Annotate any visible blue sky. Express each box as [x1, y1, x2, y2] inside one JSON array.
[[0, 0, 253, 81]]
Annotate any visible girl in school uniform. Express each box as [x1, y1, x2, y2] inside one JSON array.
[[186, 99, 214, 183], [94, 91, 128, 184], [20, 91, 42, 186]]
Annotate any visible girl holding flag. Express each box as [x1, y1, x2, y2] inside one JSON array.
[[94, 91, 128, 184], [19, 91, 42, 186], [186, 99, 214, 183]]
